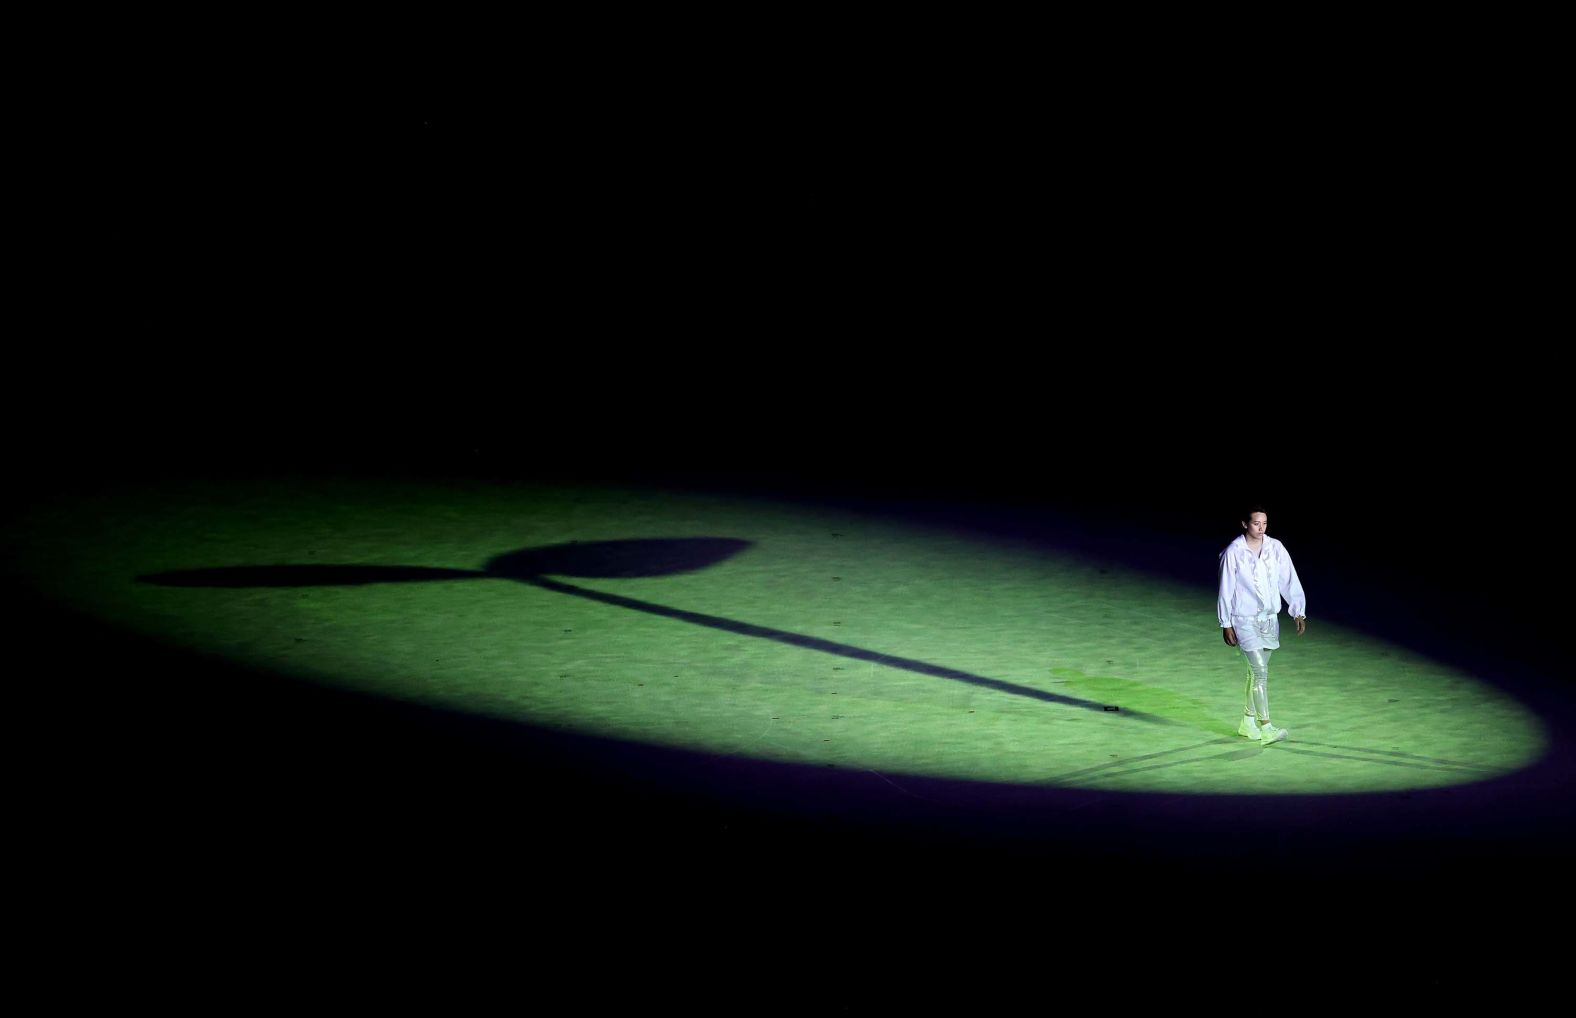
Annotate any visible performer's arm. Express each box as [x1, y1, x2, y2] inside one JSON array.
[[1218, 551, 1238, 645], [1280, 542, 1308, 634]]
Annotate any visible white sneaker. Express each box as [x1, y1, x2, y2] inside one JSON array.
[[1259, 723, 1288, 745], [1237, 716, 1261, 740]]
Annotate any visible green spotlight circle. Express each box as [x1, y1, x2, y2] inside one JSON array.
[[14, 477, 1545, 795]]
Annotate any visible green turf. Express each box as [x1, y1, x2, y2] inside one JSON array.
[[13, 476, 1545, 794]]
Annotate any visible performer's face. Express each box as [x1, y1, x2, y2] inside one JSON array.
[[1243, 513, 1268, 540]]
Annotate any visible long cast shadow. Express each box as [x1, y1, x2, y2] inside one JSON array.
[[139, 538, 1168, 723]]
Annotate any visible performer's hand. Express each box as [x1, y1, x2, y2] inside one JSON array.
[[1295, 616, 1307, 636], [1222, 626, 1237, 647]]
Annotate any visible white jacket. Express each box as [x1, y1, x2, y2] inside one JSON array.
[[1217, 535, 1306, 628]]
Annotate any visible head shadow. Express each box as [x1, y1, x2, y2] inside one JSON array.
[[139, 538, 754, 588]]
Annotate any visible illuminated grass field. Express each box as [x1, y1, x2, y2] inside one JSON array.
[[14, 476, 1545, 796]]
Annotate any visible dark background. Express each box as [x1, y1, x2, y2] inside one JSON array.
[[26, 32, 1559, 665], [14, 30, 1566, 1003]]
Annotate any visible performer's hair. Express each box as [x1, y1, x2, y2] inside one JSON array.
[[1241, 504, 1269, 526]]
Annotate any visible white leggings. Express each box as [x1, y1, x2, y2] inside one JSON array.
[[1242, 647, 1273, 722]]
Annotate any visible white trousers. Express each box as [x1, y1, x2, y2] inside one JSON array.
[[1232, 610, 1280, 721], [1242, 647, 1273, 722]]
